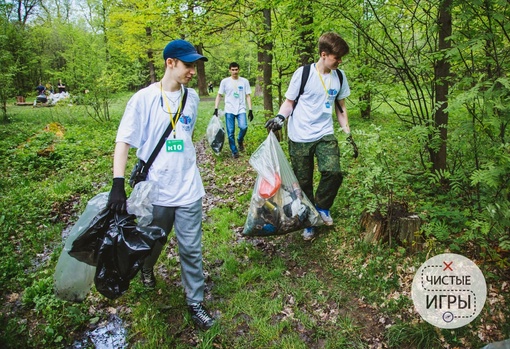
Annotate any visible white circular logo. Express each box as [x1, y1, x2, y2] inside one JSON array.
[[411, 253, 486, 329]]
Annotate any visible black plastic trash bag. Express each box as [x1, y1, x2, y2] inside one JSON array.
[[94, 213, 166, 300], [69, 181, 159, 266], [206, 115, 225, 155], [242, 132, 322, 236], [69, 206, 112, 266]]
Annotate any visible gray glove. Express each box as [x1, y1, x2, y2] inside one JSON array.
[[265, 114, 285, 131], [347, 135, 359, 159]]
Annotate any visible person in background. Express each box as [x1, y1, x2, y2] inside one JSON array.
[[106, 39, 216, 331], [45, 82, 54, 94], [213, 62, 253, 158], [265, 32, 358, 241], [34, 83, 47, 105], [57, 79, 66, 93], [208, 81, 213, 93]]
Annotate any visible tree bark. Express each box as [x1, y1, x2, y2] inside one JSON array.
[[195, 43, 208, 96], [431, 0, 452, 172], [145, 27, 156, 84], [259, 8, 273, 118]]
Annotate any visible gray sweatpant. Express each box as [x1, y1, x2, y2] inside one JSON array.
[[142, 198, 205, 304]]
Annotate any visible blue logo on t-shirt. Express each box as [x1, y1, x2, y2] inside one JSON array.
[[180, 115, 192, 124], [179, 115, 192, 132]]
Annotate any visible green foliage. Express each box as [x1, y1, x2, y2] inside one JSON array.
[[339, 123, 416, 219], [387, 321, 442, 349]]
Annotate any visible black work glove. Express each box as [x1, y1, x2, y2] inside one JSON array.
[[346, 135, 359, 159], [264, 114, 285, 131], [108, 177, 127, 214], [248, 110, 254, 122], [213, 108, 218, 117]]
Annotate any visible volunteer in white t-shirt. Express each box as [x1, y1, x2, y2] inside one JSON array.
[[214, 62, 253, 158], [265, 32, 358, 241], [107, 39, 215, 331]]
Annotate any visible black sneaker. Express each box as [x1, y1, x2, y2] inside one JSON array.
[[188, 302, 215, 330], [238, 142, 245, 152], [140, 268, 156, 289], [232, 152, 239, 159]]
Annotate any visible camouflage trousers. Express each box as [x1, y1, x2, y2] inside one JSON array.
[[288, 134, 343, 210]]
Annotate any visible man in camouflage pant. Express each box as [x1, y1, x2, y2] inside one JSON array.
[[265, 32, 358, 241]]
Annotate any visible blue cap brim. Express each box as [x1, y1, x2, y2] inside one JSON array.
[[179, 53, 208, 63]]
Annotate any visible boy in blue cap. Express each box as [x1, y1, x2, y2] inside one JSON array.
[[107, 39, 215, 330]]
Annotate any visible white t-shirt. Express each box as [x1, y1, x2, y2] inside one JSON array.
[[116, 82, 205, 206], [218, 76, 251, 114], [285, 64, 350, 143]]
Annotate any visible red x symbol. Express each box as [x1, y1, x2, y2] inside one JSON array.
[[443, 261, 453, 271]]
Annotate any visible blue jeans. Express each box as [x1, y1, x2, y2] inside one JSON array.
[[225, 112, 247, 154]]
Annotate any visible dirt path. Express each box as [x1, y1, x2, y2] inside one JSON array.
[[195, 138, 390, 348]]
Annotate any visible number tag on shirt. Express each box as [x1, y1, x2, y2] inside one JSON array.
[[166, 139, 184, 152], [322, 101, 333, 115]]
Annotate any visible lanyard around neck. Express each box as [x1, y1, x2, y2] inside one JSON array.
[[315, 64, 331, 96], [160, 82, 183, 138]]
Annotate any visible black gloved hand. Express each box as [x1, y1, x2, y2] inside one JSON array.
[[346, 135, 359, 159], [213, 108, 218, 117], [108, 177, 127, 214], [248, 110, 254, 122], [264, 114, 285, 131]]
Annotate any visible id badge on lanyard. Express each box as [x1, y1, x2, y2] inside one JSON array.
[[166, 139, 184, 152], [322, 100, 333, 115]]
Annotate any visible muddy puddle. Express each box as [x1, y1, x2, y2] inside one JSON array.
[[73, 315, 127, 348]]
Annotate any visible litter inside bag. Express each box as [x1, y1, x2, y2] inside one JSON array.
[[242, 132, 322, 236], [94, 213, 166, 300], [206, 115, 225, 155], [54, 192, 108, 302]]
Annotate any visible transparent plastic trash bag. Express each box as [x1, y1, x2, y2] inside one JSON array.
[[54, 192, 108, 302], [242, 132, 321, 236], [206, 115, 225, 155], [126, 180, 159, 226]]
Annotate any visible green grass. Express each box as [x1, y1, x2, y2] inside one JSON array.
[[0, 93, 508, 348]]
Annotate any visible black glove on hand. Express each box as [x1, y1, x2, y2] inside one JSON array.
[[213, 108, 218, 117], [248, 110, 254, 122], [347, 135, 359, 159], [108, 177, 127, 214], [264, 114, 285, 131]]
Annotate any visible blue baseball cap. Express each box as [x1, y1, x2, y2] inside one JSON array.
[[163, 39, 208, 63]]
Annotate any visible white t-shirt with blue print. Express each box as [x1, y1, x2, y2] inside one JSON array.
[[285, 64, 350, 143], [116, 82, 205, 207]]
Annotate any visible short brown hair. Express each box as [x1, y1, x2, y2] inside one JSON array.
[[318, 32, 349, 58]]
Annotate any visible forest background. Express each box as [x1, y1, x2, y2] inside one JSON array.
[[0, 0, 509, 348]]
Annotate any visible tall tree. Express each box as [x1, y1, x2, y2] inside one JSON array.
[[431, 0, 452, 172]]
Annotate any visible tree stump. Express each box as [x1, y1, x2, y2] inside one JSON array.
[[360, 203, 423, 252]]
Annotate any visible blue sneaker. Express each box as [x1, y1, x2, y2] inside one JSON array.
[[316, 206, 333, 226], [302, 227, 316, 241]]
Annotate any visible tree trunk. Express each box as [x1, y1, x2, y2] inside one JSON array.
[[195, 43, 208, 96], [260, 8, 273, 118], [431, 0, 452, 172], [298, 7, 314, 66], [146, 27, 156, 84]]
